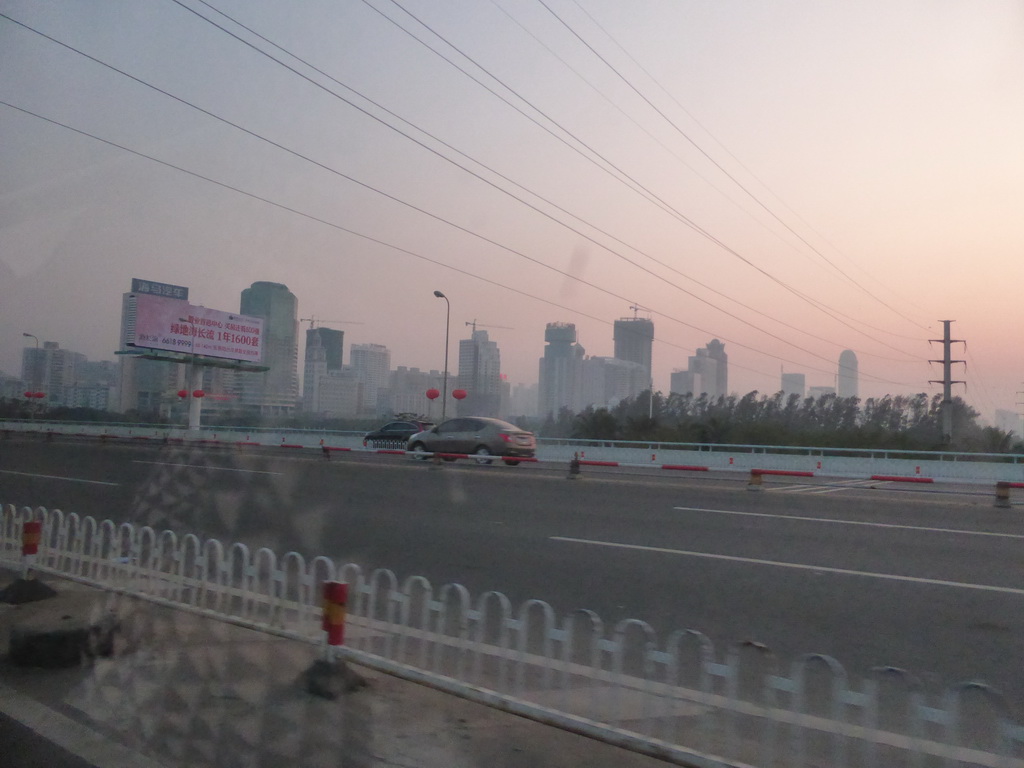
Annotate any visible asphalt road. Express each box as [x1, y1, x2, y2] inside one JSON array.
[[0, 712, 95, 768], [3, 435, 1023, 715]]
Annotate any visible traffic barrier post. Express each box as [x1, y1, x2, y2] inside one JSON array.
[[996, 481, 1012, 508], [306, 579, 365, 698], [568, 453, 581, 479], [21, 520, 41, 578], [322, 580, 348, 655], [747, 470, 763, 491]]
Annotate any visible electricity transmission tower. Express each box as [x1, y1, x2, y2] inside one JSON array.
[[928, 320, 965, 444]]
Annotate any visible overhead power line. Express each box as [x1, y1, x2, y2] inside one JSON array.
[[541, 0, 929, 333], [177, 0, 916, 363], [0, 12, 925, 390], [0, 97, 883, 388], [363, 0, 924, 355], [567, 0, 935, 329]]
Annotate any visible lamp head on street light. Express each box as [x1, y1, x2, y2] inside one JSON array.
[[433, 290, 445, 299]]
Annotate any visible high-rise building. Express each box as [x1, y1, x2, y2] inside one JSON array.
[[580, 356, 649, 409], [690, 349, 718, 396], [303, 327, 344, 412], [509, 382, 538, 419], [705, 339, 728, 398], [117, 280, 189, 414], [68, 360, 118, 411], [239, 281, 299, 416], [384, 366, 445, 420], [669, 340, 727, 399], [350, 343, 391, 415], [669, 369, 693, 397], [670, 355, 715, 397], [20, 341, 86, 407], [538, 322, 586, 419], [781, 372, 806, 399], [21, 345, 47, 397], [838, 350, 859, 400], [457, 329, 502, 417], [315, 369, 362, 417], [613, 317, 654, 384], [1, 372, 23, 401]]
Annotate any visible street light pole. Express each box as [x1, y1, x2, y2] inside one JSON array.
[[433, 291, 450, 421]]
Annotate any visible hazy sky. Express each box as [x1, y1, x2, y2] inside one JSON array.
[[3, 1, 1023, 420]]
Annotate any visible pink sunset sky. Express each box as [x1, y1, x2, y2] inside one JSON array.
[[2, 1, 1023, 421]]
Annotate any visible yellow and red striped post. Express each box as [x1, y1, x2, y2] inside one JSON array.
[[21, 520, 41, 577], [322, 581, 348, 653]]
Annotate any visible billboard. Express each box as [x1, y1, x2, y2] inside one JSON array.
[[129, 293, 263, 363]]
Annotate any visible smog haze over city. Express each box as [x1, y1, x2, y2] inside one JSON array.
[[2, 1, 1024, 421]]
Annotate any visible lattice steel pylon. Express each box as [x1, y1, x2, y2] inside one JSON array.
[[928, 319, 966, 444]]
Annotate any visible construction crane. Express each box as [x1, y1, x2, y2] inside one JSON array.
[[300, 316, 365, 330], [628, 304, 650, 319], [465, 320, 514, 332]]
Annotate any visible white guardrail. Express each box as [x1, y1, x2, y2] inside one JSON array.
[[4, 418, 1024, 485], [3, 504, 1024, 768]]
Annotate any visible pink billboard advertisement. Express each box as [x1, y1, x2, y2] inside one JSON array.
[[130, 293, 263, 363]]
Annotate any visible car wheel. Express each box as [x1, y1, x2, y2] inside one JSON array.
[[473, 446, 494, 465], [410, 442, 428, 460], [503, 459, 520, 466]]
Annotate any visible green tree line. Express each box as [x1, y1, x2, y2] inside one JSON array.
[[536, 391, 1019, 453], [4, 390, 1018, 453]]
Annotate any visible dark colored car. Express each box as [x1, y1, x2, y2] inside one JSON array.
[[363, 419, 435, 449], [406, 417, 536, 465]]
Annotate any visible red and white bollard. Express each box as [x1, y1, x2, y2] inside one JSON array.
[[322, 580, 348, 654], [21, 520, 41, 578], [307, 580, 364, 697]]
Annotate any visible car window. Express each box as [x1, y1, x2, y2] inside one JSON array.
[[437, 420, 464, 433]]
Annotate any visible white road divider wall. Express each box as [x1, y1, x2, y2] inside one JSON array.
[[3, 503, 1024, 768]]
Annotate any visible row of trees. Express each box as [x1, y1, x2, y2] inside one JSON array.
[[536, 390, 1019, 453]]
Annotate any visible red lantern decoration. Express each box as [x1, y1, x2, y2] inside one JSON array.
[[452, 389, 467, 400], [24, 391, 32, 398], [426, 388, 440, 400], [33, 392, 45, 399], [177, 389, 188, 398], [192, 390, 205, 398]]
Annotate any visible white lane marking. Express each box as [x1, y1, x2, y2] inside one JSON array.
[[550, 536, 1024, 596], [132, 460, 281, 475], [672, 506, 1024, 540], [0, 470, 119, 486], [770, 478, 881, 495]]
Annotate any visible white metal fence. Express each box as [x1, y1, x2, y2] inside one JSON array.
[[3, 503, 1024, 767]]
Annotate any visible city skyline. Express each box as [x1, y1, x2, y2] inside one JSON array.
[[7, 281, 929, 423], [3, 2, 1023, 421]]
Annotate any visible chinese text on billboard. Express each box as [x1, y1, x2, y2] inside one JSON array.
[[129, 294, 263, 363]]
